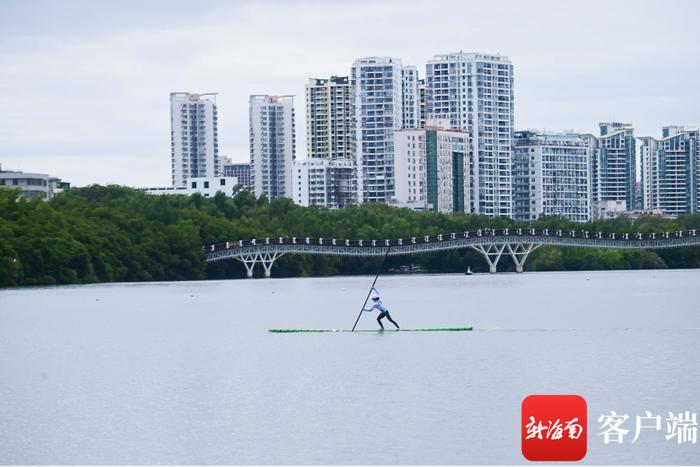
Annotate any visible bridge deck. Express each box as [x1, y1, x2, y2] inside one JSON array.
[[206, 228, 700, 262]]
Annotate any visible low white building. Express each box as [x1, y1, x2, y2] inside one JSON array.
[[593, 200, 627, 220], [292, 159, 356, 208], [144, 176, 239, 198], [0, 169, 68, 200], [394, 120, 469, 213]]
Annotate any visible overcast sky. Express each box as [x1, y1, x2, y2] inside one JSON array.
[[1, 0, 698, 187]]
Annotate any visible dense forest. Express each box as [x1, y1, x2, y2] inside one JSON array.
[[1, 185, 700, 287]]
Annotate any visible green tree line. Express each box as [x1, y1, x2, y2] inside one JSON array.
[[1, 185, 699, 287]]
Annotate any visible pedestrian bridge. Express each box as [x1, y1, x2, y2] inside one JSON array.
[[205, 228, 700, 277]]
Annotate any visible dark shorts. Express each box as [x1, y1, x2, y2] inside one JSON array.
[[378, 310, 390, 319]]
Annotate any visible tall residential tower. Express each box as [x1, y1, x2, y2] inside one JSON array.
[[425, 52, 514, 217], [297, 76, 357, 208], [305, 76, 353, 160], [351, 57, 418, 203], [594, 122, 636, 212], [170, 92, 219, 187], [639, 126, 699, 216], [249, 95, 296, 199], [401, 66, 421, 130]]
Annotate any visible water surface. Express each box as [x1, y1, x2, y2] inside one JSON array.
[[1, 270, 698, 464]]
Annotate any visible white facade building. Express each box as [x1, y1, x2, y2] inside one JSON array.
[[302, 76, 357, 208], [512, 131, 593, 222], [401, 66, 421, 130], [249, 95, 296, 199], [425, 52, 514, 218], [394, 120, 469, 213], [0, 169, 67, 200], [638, 135, 659, 212], [170, 92, 219, 187], [144, 176, 239, 198], [639, 126, 700, 216], [305, 76, 353, 161], [593, 200, 628, 220], [595, 122, 636, 211], [292, 158, 356, 208], [352, 57, 418, 204]]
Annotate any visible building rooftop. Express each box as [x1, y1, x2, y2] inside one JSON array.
[[307, 76, 349, 86], [428, 52, 511, 63], [250, 95, 294, 104], [514, 130, 594, 146], [0, 169, 51, 178], [353, 56, 402, 65], [170, 92, 218, 103]]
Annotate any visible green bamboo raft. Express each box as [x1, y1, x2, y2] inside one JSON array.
[[268, 327, 473, 333]]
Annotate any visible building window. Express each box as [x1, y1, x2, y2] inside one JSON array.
[[204, 181, 209, 188], [220, 178, 226, 186], [191, 181, 197, 188]]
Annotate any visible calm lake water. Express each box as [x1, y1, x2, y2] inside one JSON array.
[[1, 270, 699, 465]]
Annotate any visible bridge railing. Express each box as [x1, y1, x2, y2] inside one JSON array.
[[206, 228, 698, 252]]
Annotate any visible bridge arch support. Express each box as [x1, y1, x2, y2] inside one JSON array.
[[471, 242, 540, 273], [233, 252, 285, 278]]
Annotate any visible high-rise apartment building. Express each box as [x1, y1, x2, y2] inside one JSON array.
[[639, 126, 699, 216], [418, 78, 427, 128], [351, 57, 418, 203], [425, 52, 514, 217], [249, 95, 296, 199], [394, 120, 469, 213], [305, 76, 353, 160], [170, 92, 219, 187], [638, 136, 659, 211], [512, 131, 593, 222], [301, 76, 357, 208], [594, 122, 636, 211], [401, 66, 420, 130]]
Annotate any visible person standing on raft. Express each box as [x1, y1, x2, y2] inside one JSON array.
[[363, 287, 400, 330]]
